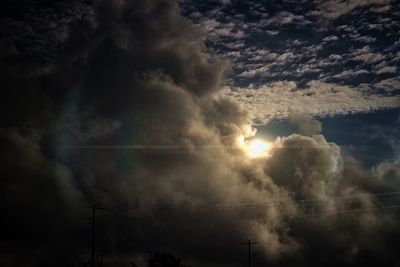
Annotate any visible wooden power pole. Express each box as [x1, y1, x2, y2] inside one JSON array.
[[86, 201, 105, 267], [242, 240, 258, 267]]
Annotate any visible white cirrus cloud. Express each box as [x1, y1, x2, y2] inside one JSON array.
[[375, 66, 397, 75], [314, 0, 391, 20], [322, 35, 339, 42], [266, 11, 309, 26], [331, 69, 370, 79], [374, 77, 400, 92], [353, 46, 386, 63], [222, 80, 400, 124]]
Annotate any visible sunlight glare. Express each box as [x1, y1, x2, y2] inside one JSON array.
[[247, 139, 272, 158]]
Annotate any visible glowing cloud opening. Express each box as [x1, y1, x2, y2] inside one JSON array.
[[237, 136, 274, 158], [247, 139, 272, 158]]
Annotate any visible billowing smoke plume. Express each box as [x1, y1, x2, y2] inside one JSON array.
[[1, 0, 400, 267]]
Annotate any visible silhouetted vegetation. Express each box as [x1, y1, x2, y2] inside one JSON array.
[[148, 251, 188, 267]]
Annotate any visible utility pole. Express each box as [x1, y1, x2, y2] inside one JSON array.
[[86, 201, 105, 267], [241, 240, 258, 267], [98, 253, 104, 267]]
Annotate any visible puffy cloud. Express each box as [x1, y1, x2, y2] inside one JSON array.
[[288, 114, 322, 136], [266, 135, 400, 267], [267, 134, 342, 200]]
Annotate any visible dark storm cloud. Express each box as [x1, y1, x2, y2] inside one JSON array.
[[2, 0, 400, 267], [0, 0, 291, 265]]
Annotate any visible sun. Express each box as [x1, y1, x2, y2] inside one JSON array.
[[236, 136, 273, 159], [246, 139, 272, 158]]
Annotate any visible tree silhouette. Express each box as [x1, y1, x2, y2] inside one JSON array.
[[148, 251, 188, 267]]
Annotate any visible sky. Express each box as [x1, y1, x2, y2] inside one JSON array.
[[180, 0, 400, 166], [0, 0, 400, 267]]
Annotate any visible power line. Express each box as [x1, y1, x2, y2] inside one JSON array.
[[82, 191, 400, 229], [204, 204, 400, 226], [106, 191, 400, 212]]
